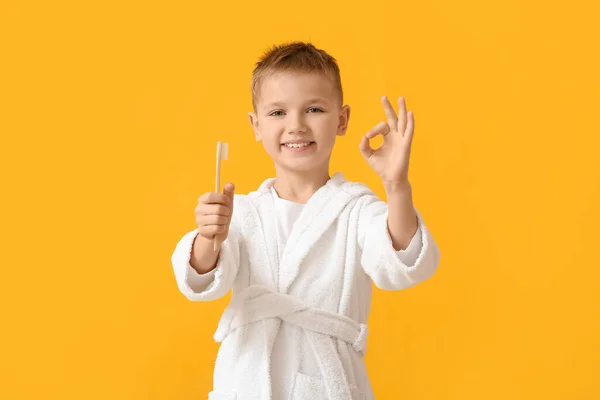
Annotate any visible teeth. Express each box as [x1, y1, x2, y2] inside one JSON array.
[[284, 142, 311, 148]]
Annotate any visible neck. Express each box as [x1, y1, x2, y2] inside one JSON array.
[[272, 166, 330, 204]]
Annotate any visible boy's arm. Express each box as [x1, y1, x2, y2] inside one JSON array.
[[357, 95, 439, 289], [384, 181, 418, 251], [385, 181, 427, 267], [190, 234, 219, 274]]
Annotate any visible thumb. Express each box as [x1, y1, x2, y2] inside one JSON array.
[[222, 182, 235, 201], [360, 121, 388, 160]]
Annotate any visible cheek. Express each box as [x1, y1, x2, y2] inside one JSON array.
[[316, 117, 340, 141], [259, 126, 282, 152]]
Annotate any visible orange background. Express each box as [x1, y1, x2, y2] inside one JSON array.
[[1, 1, 599, 399]]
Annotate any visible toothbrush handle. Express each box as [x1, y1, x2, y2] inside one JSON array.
[[214, 143, 222, 252]]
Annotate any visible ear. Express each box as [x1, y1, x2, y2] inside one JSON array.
[[248, 112, 262, 142], [336, 105, 351, 136]]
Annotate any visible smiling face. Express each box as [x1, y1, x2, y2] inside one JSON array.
[[248, 71, 350, 175]]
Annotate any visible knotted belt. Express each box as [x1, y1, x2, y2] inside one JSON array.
[[214, 285, 368, 399]]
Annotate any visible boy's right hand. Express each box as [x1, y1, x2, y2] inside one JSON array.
[[195, 183, 235, 243]]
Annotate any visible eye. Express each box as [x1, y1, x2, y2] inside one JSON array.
[[268, 110, 285, 117], [307, 107, 324, 113]]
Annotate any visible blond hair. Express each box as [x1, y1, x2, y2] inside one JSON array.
[[251, 41, 343, 110]]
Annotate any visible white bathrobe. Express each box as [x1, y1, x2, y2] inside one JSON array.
[[171, 172, 440, 400]]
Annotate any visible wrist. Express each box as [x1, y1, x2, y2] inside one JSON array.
[[190, 233, 219, 273], [383, 180, 411, 195]]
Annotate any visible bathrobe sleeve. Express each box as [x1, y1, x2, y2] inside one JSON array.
[[394, 226, 423, 266], [357, 194, 440, 290], [171, 199, 242, 301]]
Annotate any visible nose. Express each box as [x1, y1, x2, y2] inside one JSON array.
[[286, 112, 307, 135]]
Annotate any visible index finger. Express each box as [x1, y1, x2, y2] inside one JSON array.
[[199, 192, 229, 205], [381, 96, 398, 132]]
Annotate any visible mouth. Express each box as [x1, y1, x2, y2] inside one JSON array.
[[281, 141, 314, 149]]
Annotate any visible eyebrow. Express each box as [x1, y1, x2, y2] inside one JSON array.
[[265, 98, 327, 108]]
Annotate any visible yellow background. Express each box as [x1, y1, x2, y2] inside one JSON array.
[[1, 0, 599, 398]]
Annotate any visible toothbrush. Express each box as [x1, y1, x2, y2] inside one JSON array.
[[214, 141, 228, 252]]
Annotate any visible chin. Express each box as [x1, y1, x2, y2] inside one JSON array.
[[275, 157, 330, 174]]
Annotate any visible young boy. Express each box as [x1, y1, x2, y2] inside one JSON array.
[[171, 42, 440, 400]]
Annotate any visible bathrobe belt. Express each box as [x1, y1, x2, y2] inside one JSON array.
[[214, 285, 369, 399]]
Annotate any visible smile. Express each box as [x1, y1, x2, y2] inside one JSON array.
[[281, 141, 315, 152], [282, 142, 313, 148]]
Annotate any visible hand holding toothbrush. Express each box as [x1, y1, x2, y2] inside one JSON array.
[[189, 142, 233, 274]]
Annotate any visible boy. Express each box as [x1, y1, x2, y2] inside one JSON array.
[[171, 42, 440, 400]]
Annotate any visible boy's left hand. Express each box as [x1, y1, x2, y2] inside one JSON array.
[[359, 96, 414, 189]]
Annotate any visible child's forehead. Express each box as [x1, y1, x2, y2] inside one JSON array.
[[258, 71, 336, 103]]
